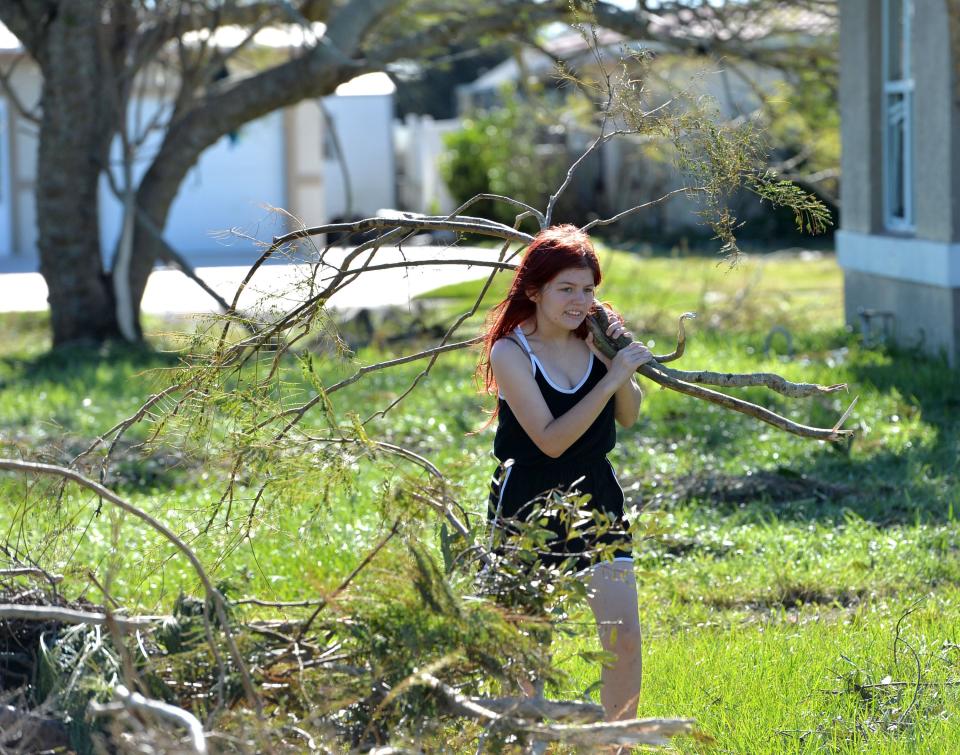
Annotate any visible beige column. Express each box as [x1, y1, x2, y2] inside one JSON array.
[[283, 99, 325, 234]]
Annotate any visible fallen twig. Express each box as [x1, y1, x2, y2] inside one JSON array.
[[0, 604, 167, 629], [417, 672, 695, 747], [89, 684, 207, 754]]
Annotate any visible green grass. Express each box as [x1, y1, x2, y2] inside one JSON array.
[[1, 248, 959, 752]]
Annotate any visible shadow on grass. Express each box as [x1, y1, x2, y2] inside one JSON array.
[[10, 339, 179, 385]]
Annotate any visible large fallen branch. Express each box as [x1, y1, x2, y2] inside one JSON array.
[[472, 696, 604, 723], [88, 685, 207, 754], [0, 604, 168, 629], [0, 459, 262, 717], [586, 306, 855, 441], [417, 672, 694, 747]]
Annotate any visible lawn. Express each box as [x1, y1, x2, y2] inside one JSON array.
[[1, 247, 958, 752]]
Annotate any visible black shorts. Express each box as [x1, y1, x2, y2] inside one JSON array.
[[487, 455, 633, 572]]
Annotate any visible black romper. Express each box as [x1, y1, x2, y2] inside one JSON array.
[[487, 327, 633, 571]]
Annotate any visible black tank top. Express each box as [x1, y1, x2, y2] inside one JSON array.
[[493, 327, 616, 467]]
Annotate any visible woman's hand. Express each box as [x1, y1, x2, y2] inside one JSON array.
[[606, 340, 653, 385], [587, 309, 628, 366], [586, 309, 652, 385]]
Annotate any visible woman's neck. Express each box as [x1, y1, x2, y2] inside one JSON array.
[[525, 315, 575, 346]]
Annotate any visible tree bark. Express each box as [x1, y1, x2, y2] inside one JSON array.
[[35, 1, 121, 346]]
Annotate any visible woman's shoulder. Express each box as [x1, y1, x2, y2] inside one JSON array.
[[490, 335, 527, 363]]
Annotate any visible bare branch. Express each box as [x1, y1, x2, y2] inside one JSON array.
[[652, 311, 696, 363], [0, 55, 39, 123], [446, 193, 545, 229], [544, 126, 614, 227], [586, 307, 854, 441], [0, 459, 263, 717], [645, 363, 853, 441], [417, 672, 696, 747], [89, 684, 207, 754], [0, 603, 166, 629], [276, 215, 533, 247], [0, 567, 63, 584], [657, 363, 848, 397], [581, 187, 700, 231]]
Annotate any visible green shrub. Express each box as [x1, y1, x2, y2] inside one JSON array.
[[441, 85, 573, 228]]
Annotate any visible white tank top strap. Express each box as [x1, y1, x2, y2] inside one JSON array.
[[497, 327, 537, 399], [512, 327, 537, 375]]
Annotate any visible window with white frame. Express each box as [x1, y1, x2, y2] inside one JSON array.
[[882, 0, 914, 231]]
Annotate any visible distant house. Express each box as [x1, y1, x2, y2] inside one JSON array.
[[0, 27, 394, 268], [838, 1, 960, 364], [453, 21, 835, 238]]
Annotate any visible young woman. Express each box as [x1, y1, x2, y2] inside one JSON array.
[[479, 224, 653, 721]]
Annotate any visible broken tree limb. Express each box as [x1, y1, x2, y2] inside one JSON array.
[[642, 364, 856, 441], [472, 696, 604, 723], [0, 459, 263, 717], [416, 673, 694, 747], [0, 604, 167, 629], [656, 363, 848, 398], [89, 684, 207, 754], [585, 306, 855, 441], [652, 311, 696, 364]]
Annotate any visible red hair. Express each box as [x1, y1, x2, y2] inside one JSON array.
[[475, 225, 602, 422]]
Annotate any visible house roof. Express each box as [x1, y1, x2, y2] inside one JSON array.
[[643, 6, 835, 43], [461, 8, 835, 97]]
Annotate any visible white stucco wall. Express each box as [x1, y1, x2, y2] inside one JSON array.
[[98, 105, 287, 262], [322, 93, 396, 220], [0, 59, 393, 264]]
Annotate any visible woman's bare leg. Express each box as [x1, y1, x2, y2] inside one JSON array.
[[585, 560, 642, 721]]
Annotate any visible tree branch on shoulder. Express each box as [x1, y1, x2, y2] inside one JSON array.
[[586, 307, 854, 441]]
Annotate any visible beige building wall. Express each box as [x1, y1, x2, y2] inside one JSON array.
[[838, 0, 960, 365]]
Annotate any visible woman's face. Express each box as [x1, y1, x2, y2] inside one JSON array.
[[530, 267, 597, 330]]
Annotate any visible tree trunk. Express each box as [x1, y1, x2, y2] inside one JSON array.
[[36, 2, 120, 346]]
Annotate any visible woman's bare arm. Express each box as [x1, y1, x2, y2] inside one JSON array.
[[612, 375, 643, 428]]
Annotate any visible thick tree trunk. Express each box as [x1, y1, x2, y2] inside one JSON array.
[[36, 2, 121, 346]]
